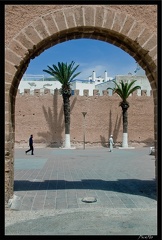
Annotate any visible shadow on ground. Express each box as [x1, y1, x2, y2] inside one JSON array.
[[14, 178, 157, 200]]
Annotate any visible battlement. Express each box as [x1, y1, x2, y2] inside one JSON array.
[[17, 88, 153, 97]]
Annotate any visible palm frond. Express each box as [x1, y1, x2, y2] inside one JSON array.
[[128, 85, 141, 95], [107, 79, 141, 102], [43, 61, 81, 93]]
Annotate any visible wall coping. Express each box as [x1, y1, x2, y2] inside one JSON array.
[[17, 89, 153, 97]]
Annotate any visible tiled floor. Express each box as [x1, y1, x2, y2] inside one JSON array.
[[13, 147, 157, 211]]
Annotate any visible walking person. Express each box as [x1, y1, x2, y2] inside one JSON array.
[[25, 134, 34, 155], [109, 135, 114, 152]]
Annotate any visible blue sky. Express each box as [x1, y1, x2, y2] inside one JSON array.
[[24, 39, 139, 79]]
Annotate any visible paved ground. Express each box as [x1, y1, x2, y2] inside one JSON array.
[[5, 146, 157, 235]]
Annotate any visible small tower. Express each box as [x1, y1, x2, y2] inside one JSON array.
[[92, 71, 96, 82], [104, 71, 107, 82]]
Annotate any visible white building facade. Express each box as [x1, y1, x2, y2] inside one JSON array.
[[18, 75, 62, 94], [115, 75, 151, 96], [19, 69, 151, 96]]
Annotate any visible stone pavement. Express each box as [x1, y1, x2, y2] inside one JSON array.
[[5, 146, 157, 235]]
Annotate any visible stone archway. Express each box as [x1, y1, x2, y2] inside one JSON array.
[[5, 5, 157, 204]]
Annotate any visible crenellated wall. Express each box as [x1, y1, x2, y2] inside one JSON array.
[[17, 88, 153, 96], [15, 88, 154, 148]]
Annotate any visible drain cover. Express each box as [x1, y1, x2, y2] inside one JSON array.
[[81, 197, 97, 203], [30, 179, 43, 182]]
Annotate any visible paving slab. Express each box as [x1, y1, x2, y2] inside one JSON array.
[[5, 146, 157, 236]]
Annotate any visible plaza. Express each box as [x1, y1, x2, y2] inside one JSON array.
[[5, 146, 157, 235]]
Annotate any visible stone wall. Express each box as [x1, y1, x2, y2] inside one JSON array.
[[5, 5, 157, 46], [5, 4, 157, 203], [15, 89, 154, 148]]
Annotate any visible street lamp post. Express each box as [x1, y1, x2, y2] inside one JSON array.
[[82, 112, 87, 149]]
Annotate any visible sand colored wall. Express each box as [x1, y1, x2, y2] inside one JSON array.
[[15, 90, 154, 148], [5, 5, 157, 46]]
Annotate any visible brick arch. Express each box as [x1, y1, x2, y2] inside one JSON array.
[[5, 5, 157, 204]]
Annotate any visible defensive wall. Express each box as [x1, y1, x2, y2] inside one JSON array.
[[15, 88, 154, 148]]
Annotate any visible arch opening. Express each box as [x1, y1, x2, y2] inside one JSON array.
[[13, 27, 157, 95]]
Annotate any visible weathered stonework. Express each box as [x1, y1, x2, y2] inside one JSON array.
[[5, 4, 158, 204]]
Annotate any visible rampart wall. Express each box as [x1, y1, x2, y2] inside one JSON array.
[[15, 89, 154, 148]]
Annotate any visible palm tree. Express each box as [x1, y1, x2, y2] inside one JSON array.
[[108, 80, 141, 147], [43, 61, 81, 148]]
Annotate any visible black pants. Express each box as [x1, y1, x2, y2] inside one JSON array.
[[26, 145, 34, 155]]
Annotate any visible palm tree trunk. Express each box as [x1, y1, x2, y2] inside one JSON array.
[[123, 107, 128, 133], [63, 94, 71, 148], [122, 107, 128, 147]]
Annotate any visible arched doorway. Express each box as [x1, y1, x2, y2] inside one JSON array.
[[5, 5, 157, 204]]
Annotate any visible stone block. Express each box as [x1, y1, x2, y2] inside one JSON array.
[[128, 21, 144, 40], [102, 90, 108, 96], [120, 16, 134, 36], [83, 6, 95, 26], [93, 89, 99, 96], [5, 59, 17, 75], [73, 6, 84, 27], [102, 7, 115, 29], [53, 11, 67, 31], [8, 39, 27, 58], [136, 28, 152, 47], [24, 89, 30, 95], [83, 89, 89, 96], [5, 48, 21, 66], [34, 89, 40, 96], [143, 34, 157, 51], [24, 25, 42, 44], [111, 11, 127, 33], [44, 88, 51, 94], [15, 32, 34, 50], [32, 18, 50, 39], [141, 90, 147, 96], [63, 8, 76, 28], [42, 13, 59, 35], [74, 90, 79, 95]]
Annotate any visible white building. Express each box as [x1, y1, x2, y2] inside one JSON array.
[[71, 70, 114, 95], [70, 79, 95, 96], [95, 64, 151, 96], [95, 80, 115, 96], [19, 67, 151, 96], [88, 70, 113, 83], [19, 71, 113, 95], [115, 75, 151, 96], [18, 75, 62, 94]]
